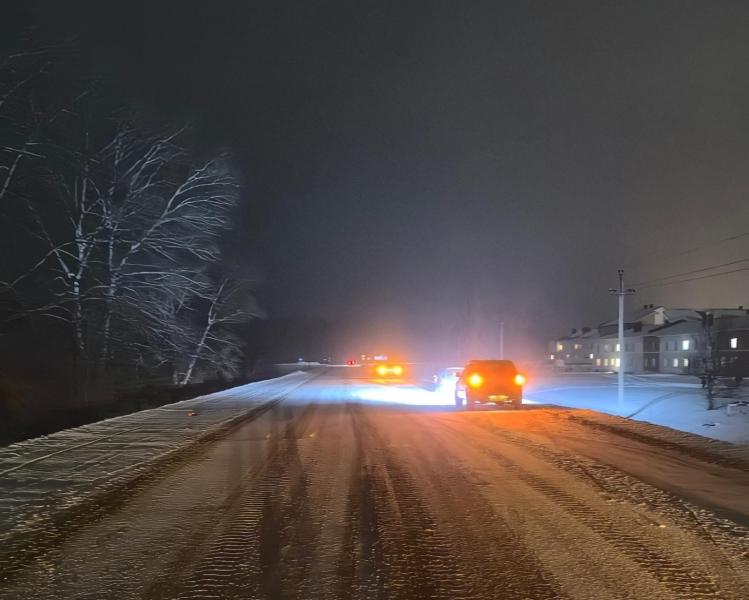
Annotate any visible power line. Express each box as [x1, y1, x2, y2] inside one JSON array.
[[637, 265, 749, 289], [632, 258, 749, 287], [623, 230, 749, 271]]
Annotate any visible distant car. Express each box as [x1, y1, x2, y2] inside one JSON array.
[[433, 367, 463, 390], [455, 360, 525, 409], [373, 362, 405, 379]]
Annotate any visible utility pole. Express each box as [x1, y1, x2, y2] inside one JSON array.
[[697, 310, 716, 410], [499, 321, 505, 359], [609, 269, 635, 406]]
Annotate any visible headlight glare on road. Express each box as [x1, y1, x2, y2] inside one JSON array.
[[467, 373, 484, 388], [514, 373, 526, 386]]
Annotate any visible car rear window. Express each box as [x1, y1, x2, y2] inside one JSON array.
[[466, 361, 516, 375]]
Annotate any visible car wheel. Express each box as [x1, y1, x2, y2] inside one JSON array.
[[512, 396, 522, 409], [454, 393, 464, 408]]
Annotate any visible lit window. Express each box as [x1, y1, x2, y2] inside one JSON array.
[[681, 339, 690, 351], [574, 343, 581, 350], [595, 358, 601, 366], [615, 343, 620, 352], [673, 358, 679, 367], [683, 358, 689, 367], [614, 358, 621, 367], [556, 343, 564, 352], [603, 358, 609, 366], [730, 337, 738, 349], [550, 354, 555, 360], [589, 353, 594, 359]]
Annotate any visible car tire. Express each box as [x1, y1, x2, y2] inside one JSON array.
[[454, 393, 464, 409], [512, 396, 523, 409]]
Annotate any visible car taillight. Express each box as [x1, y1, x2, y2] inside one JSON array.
[[514, 373, 526, 386], [376, 364, 387, 376], [392, 365, 403, 376], [467, 373, 484, 388]]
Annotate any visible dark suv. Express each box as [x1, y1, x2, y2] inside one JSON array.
[[455, 360, 525, 409]]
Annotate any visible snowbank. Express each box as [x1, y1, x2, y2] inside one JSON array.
[[526, 372, 749, 445], [0, 371, 313, 543]]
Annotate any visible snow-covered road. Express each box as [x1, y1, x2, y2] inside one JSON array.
[[1, 370, 749, 599]]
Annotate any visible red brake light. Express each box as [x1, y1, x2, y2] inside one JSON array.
[[467, 373, 484, 388], [514, 373, 526, 386]]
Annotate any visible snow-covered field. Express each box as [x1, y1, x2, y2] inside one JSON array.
[[526, 371, 749, 445]]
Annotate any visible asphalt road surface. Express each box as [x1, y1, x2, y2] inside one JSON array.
[[2, 372, 749, 599]]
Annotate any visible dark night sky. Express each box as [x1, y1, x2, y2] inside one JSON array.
[[19, 1, 749, 360]]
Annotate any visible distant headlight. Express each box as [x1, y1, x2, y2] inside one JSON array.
[[514, 373, 526, 386]]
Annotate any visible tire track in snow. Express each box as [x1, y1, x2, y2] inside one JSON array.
[[472, 420, 749, 574], [335, 405, 384, 600], [350, 408, 472, 600], [174, 401, 319, 600], [482, 446, 728, 599], [344, 406, 566, 600], [567, 413, 749, 471]]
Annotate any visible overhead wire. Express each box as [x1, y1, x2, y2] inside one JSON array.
[[632, 258, 749, 287], [623, 230, 749, 271], [636, 265, 749, 289]]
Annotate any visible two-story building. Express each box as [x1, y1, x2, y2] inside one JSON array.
[[551, 305, 749, 375]]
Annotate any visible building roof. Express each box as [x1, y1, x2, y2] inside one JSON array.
[[555, 308, 748, 342], [556, 327, 597, 341], [596, 328, 653, 340], [598, 306, 663, 328], [647, 319, 703, 336], [598, 307, 748, 329]]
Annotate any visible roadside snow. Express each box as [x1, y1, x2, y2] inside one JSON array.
[[0, 371, 313, 541], [526, 372, 749, 445]]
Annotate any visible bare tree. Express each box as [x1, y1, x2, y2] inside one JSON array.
[[0, 35, 75, 206], [0, 30, 260, 410], [1, 103, 246, 398], [91, 125, 240, 372], [178, 278, 262, 385], [0, 44, 47, 203]]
